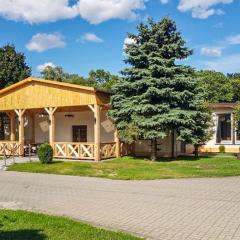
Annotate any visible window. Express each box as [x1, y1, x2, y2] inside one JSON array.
[[72, 125, 87, 142], [216, 114, 232, 144]]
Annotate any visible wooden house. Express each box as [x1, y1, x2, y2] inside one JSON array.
[[196, 103, 240, 153], [0, 77, 124, 161]]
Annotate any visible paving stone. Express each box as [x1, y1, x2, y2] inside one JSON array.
[[1, 171, 240, 239]]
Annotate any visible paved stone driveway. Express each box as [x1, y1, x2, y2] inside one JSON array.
[[0, 171, 240, 240]]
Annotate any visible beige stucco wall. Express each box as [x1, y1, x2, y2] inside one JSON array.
[[183, 107, 240, 154], [35, 114, 49, 143], [20, 113, 182, 157], [200, 108, 239, 153], [21, 110, 114, 144], [11, 106, 240, 155]]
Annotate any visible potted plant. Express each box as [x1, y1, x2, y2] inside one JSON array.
[[219, 145, 225, 154]]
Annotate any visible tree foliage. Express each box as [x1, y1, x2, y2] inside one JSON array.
[[41, 66, 66, 82], [0, 44, 31, 140], [109, 17, 212, 159], [41, 66, 119, 91], [0, 44, 31, 89], [195, 70, 240, 103], [227, 74, 240, 102], [88, 69, 119, 91], [196, 70, 233, 103]]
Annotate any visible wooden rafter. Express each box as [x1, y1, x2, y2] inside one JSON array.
[[88, 104, 95, 113]]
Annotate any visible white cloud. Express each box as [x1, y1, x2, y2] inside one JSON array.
[[0, 0, 78, 24], [123, 37, 136, 50], [215, 9, 225, 15], [178, 0, 233, 19], [0, 0, 146, 24], [78, 33, 103, 43], [160, 0, 170, 4], [201, 47, 222, 57], [36, 62, 56, 72], [26, 33, 66, 52], [213, 22, 224, 28], [203, 54, 240, 73], [226, 34, 240, 45], [77, 0, 146, 24]]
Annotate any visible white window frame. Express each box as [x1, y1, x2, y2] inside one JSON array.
[[215, 112, 233, 145], [235, 118, 240, 144]]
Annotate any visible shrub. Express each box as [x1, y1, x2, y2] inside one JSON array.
[[38, 144, 53, 164], [219, 145, 225, 153]]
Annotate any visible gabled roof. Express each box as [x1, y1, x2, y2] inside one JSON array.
[[0, 77, 110, 111], [0, 77, 110, 96]]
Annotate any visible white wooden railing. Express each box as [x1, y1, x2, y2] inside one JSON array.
[[0, 141, 131, 160], [0, 141, 21, 156], [100, 142, 116, 159], [53, 142, 131, 160], [53, 142, 94, 160]]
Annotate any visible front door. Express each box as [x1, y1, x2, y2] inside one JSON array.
[[72, 125, 87, 142]]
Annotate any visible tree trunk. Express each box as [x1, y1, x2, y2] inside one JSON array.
[[194, 144, 199, 158], [150, 138, 157, 161], [132, 142, 136, 157], [171, 130, 175, 158]]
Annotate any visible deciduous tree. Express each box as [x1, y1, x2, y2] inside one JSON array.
[[41, 66, 119, 91], [196, 70, 233, 103], [0, 44, 31, 139], [41, 66, 66, 82]]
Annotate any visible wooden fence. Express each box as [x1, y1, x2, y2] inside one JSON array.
[[0, 141, 21, 156], [0, 141, 134, 160], [53, 142, 95, 160], [100, 142, 116, 159]]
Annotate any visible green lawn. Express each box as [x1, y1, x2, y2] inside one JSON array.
[[0, 210, 140, 240], [8, 155, 240, 180]]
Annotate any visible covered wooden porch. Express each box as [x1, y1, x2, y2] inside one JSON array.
[[0, 77, 123, 161]]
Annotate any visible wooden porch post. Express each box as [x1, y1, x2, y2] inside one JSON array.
[[31, 113, 35, 143], [10, 114, 16, 141], [6, 112, 16, 141], [14, 109, 26, 155], [45, 107, 57, 147], [88, 104, 101, 161], [94, 104, 101, 161], [114, 129, 120, 158]]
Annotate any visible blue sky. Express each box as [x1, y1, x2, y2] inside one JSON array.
[[0, 0, 240, 77]]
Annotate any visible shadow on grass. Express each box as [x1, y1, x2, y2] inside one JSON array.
[[202, 153, 236, 157], [125, 154, 234, 163], [38, 161, 63, 165], [155, 157, 202, 162], [0, 229, 46, 240]]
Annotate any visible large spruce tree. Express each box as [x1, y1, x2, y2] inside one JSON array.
[[109, 17, 211, 160]]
